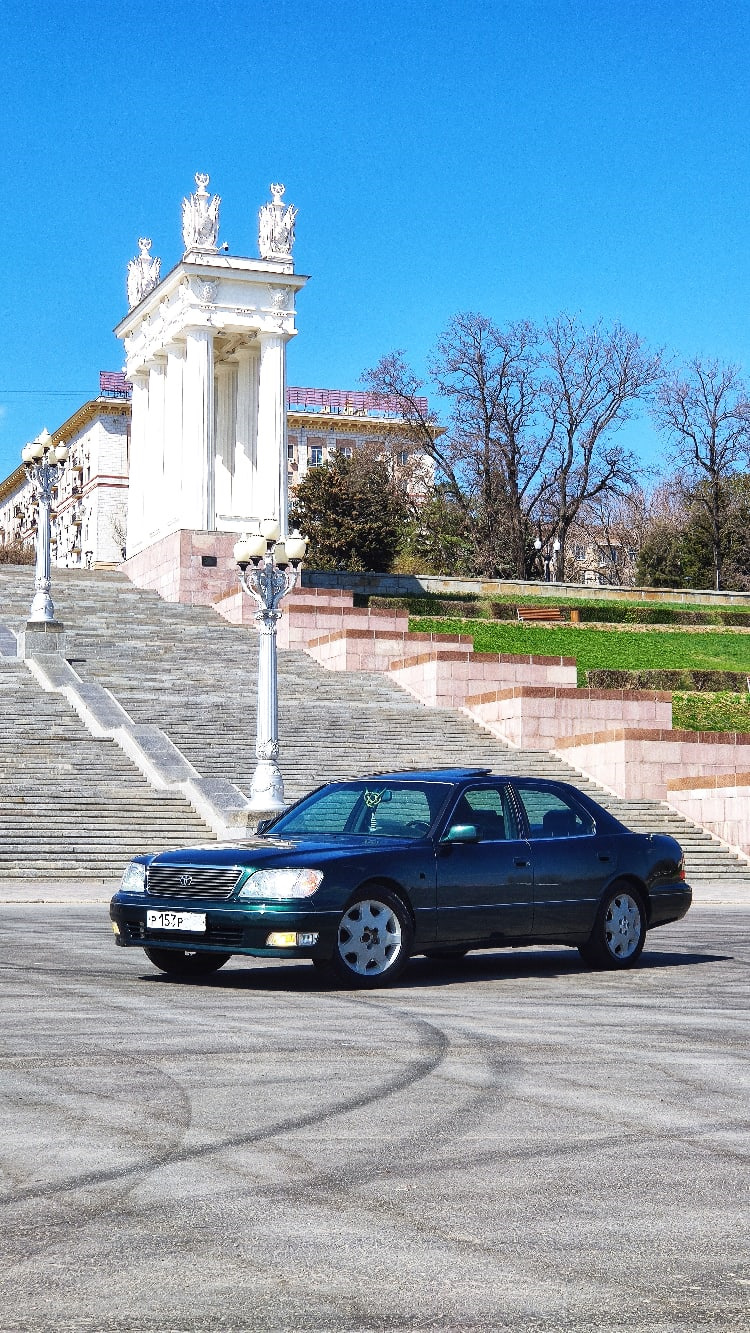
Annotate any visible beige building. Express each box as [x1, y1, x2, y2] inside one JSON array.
[[0, 378, 430, 567]]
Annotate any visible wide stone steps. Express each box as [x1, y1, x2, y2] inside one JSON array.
[[1, 563, 749, 887], [0, 654, 212, 879]]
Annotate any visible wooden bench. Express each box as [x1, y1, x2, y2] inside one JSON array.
[[516, 606, 564, 623]]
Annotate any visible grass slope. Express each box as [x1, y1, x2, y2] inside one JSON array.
[[411, 618, 750, 681]]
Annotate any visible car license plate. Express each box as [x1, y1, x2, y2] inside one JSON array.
[[146, 909, 206, 933]]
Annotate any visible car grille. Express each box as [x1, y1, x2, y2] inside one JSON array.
[[145, 865, 242, 900], [125, 921, 245, 947]]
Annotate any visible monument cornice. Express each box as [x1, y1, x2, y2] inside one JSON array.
[[114, 255, 309, 339]]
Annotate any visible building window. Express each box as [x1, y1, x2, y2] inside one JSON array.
[[287, 443, 295, 460], [573, 545, 586, 562], [309, 446, 323, 467], [397, 449, 409, 466], [339, 446, 353, 459]]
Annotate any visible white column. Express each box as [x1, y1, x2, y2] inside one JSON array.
[[256, 332, 289, 535], [234, 344, 258, 522], [163, 344, 185, 528], [183, 329, 215, 530], [145, 359, 166, 539], [214, 361, 236, 524], [125, 371, 149, 555]]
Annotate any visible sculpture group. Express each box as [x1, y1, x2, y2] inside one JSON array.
[[126, 174, 298, 309]]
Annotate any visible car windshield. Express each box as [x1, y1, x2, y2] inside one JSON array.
[[268, 780, 453, 839]]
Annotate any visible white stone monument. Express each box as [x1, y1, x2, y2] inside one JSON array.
[[115, 175, 307, 559]]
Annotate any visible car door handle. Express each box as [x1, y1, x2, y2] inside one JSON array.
[[598, 854, 610, 862], [514, 858, 530, 867]]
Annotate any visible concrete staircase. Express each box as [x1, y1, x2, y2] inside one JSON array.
[[1, 563, 749, 889], [0, 657, 212, 880]]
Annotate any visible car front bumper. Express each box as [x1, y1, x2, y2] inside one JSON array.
[[109, 893, 339, 959]]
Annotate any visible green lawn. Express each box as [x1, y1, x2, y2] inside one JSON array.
[[410, 617, 750, 683]]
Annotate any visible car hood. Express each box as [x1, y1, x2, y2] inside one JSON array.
[[146, 833, 420, 869]]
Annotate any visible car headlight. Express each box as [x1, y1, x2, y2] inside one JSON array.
[[238, 868, 323, 900], [120, 861, 147, 895]]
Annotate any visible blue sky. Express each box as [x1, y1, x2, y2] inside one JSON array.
[[2, 0, 749, 480]]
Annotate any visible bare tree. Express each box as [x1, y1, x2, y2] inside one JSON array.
[[364, 314, 548, 577], [539, 315, 662, 579], [652, 358, 750, 589], [573, 485, 651, 586]]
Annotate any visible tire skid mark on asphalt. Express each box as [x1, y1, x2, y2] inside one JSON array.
[[0, 1002, 449, 1212]]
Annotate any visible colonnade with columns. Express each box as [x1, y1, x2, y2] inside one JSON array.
[[116, 253, 307, 560]]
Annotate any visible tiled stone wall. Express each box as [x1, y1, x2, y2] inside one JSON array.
[[554, 728, 750, 800], [666, 772, 750, 857], [389, 650, 577, 709], [465, 686, 672, 749]]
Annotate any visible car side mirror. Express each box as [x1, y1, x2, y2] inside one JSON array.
[[255, 817, 275, 835], [441, 823, 478, 844]]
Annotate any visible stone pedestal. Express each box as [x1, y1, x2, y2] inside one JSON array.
[[18, 621, 66, 659]]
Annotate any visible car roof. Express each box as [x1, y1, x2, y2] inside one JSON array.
[[349, 768, 493, 783]]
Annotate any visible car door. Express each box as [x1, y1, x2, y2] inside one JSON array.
[[435, 782, 533, 944], [511, 782, 610, 940]]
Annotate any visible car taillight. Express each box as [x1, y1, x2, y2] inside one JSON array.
[[679, 862, 686, 881]]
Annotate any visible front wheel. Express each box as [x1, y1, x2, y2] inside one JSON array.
[[578, 884, 646, 970], [330, 889, 413, 988], [143, 947, 232, 977]]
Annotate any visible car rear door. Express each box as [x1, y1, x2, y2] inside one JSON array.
[[511, 782, 611, 940], [435, 782, 533, 945]]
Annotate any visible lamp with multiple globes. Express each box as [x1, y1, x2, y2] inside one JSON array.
[[22, 430, 69, 623], [534, 534, 561, 583], [233, 523, 309, 813]]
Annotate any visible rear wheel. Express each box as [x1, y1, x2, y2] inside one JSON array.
[[143, 947, 232, 977], [578, 883, 646, 970], [330, 889, 413, 988]]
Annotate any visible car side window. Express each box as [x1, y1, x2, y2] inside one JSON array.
[[514, 787, 595, 840], [451, 785, 519, 842]]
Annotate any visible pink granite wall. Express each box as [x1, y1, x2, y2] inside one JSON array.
[[666, 772, 750, 858], [389, 650, 577, 709], [124, 530, 240, 604], [307, 629, 472, 672], [553, 727, 750, 800], [465, 686, 672, 750]]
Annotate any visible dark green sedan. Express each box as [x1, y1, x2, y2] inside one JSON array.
[[110, 767, 692, 987]]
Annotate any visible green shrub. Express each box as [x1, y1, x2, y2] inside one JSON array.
[[586, 668, 750, 692], [672, 692, 750, 733], [0, 540, 34, 566]]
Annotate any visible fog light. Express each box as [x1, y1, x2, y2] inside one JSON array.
[[111, 921, 120, 936], [266, 931, 298, 948], [266, 931, 320, 948]]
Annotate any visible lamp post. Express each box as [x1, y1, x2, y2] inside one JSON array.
[[234, 521, 308, 814], [534, 535, 561, 583], [21, 429, 68, 623]]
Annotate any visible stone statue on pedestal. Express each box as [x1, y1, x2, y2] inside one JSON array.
[[126, 239, 161, 310], [182, 173, 221, 252], [258, 183, 297, 261]]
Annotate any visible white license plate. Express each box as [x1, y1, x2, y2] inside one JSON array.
[[146, 909, 206, 933]]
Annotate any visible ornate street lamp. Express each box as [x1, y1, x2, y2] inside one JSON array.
[[21, 429, 68, 623], [234, 521, 308, 814], [534, 535, 561, 583]]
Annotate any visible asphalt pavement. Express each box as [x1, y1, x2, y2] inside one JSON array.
[[0, 903, 748, 1332]]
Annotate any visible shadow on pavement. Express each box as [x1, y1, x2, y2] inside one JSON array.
[[134, 944, 732, 993]]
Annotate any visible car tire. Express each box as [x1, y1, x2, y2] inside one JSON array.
[[143, 947, 232, 977], [330, 888, 413, 988], [578, 883, 647, 970]]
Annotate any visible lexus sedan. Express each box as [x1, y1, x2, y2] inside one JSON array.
[[110, 768, 692, 987]]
